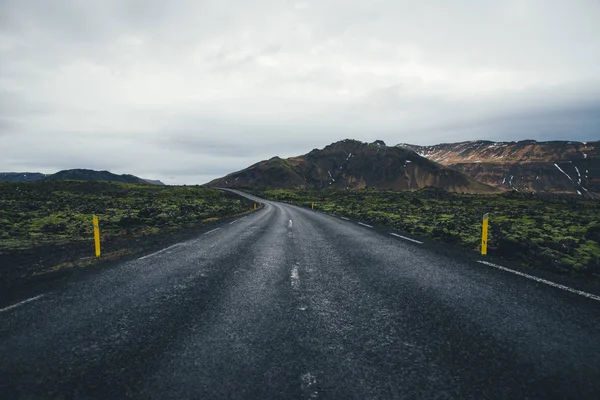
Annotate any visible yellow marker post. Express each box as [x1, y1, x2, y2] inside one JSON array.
[[312, 202, 314, 210], [92, 215, 101, 257], [481, 213, 489, 255], [254, 203, 257, 210]]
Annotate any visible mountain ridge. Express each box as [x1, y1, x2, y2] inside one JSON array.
[[0, 172, 47, 183], [398, 139, 599, 197], [207, 139, 498, 194], [0, 169, 165, 185]]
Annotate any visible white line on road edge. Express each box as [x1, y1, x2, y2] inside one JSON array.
[[229, 219, 239, 224], [0, 294, 45, 313], [138, 243, 182, 261], [240, 216, 248, 219], [204, 228, 221, 235], [390, 233, 424, 244], [358, 222, 373, 228], [477, 260, 600, 302], [340, 217, 350, 220]]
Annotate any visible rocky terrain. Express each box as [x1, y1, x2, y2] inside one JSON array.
[[398, 140, 599, 197], [207, 140, 498, 194]]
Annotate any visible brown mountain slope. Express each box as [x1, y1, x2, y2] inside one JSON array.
[[398, 140, 599, 197], [206, 140, 498, 193]]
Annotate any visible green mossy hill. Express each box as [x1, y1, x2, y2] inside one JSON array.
[[255, 188, 600, 277]]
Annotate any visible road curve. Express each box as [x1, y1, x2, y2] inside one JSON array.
[[1, 191, 600, 399]]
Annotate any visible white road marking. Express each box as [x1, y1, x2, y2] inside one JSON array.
[[358, 222, 373, 228], [301, 372, 319, 399], [477, 261, 600, 302], [0, 294, 45, 313], [288, 219, 293, 228], [291, 265, 299, 289], [138, 243, 182, 261], [340, 217, 350, 220], [390, 233, 424, 244], [229, 219, 239, 225], [204, 228, 221, 235], [240, 216, 248, 219]]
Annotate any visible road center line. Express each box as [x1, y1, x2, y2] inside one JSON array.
[[204, 228, 221, 235], [390, 233, 424, 244], [340, 217, 350, 220], [229, 219, 239, 224], [138, 243, 182, 261], [291, 265, 299, 289], [288, 219, 293, 228], [477, 260, 600, 302], [0, 294, 45, 313], [301, 372, 318, 399], [358, 222, 373, 228]]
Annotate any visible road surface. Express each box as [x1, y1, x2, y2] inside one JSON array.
[[2, 191, 600, 399]]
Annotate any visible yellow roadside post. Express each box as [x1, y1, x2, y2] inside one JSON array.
[[312, 202, 315, 210], [254, 203, 257, 210], [481, 213, 489, 255], [92, 215, 101, 257]]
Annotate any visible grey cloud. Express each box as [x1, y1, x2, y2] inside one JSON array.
[[1, 0, 599, 184], [160, 121, 323, 158], [467, 103, 600, 142], [0, 117, 16, 134], [207, 44, 284, 74], [164, 136, 306, 158], [0, 90, 58, 118], [420, 108, 600, 145]]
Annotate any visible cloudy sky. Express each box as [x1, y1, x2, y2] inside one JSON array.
[[1, 0, 599, 184]]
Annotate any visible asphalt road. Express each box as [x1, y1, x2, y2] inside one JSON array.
[[2, 190, 600, 399]]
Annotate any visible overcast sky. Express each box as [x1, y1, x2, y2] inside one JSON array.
[[1, 0, 599, 184]]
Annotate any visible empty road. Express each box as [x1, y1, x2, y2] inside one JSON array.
[[2, 191, 600, 399]]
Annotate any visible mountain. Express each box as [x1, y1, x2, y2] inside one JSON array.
[[398, 140, 599, 197], [0, 172, 47, 183], [142, 179, 165, 185], [206, 139, 498, 193], [44, 169, 154, 185], [1, 170, 165, 185]]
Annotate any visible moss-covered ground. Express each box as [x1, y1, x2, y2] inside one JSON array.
[[0, 181, 253, 279]]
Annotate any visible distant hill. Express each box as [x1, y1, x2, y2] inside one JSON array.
[[142, 179, 165, 185], [44, 169, 151, 184], [1, 169, 164, 185], [398, 140, 599, 197], [0, 172, 47, 183], [206, 139, 498, 194]]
